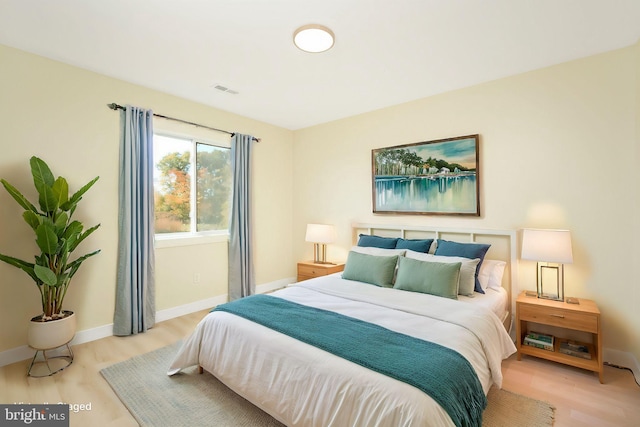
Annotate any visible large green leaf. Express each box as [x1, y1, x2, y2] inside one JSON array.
[[62, 176, 99, 211], [52, 177, 69, 209], [1, 179, 38, 212], [63, 220, 83, 239], [69, 224, 100, 252], [63, 221, 82, 250], [35, 223, 59, 254], [30, 157, 58, 213], [54, 211, 69, 236], [37, 184, 59, 214], [34, 264, 58, 287], [22, 211, 42, 231], [0, 253, 37, 282], [30, 156, 54, 189]]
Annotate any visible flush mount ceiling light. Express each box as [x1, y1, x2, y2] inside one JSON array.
[[293, 24, 335, 53]]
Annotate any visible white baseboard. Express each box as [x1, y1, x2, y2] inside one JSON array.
[[0, 277, 296, 368], [0, 346, 34, 369], [256, 277, 296, 294], [603, 348, 640, 384], [155, 295, 228, 323]]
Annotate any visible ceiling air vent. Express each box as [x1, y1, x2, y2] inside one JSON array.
[[213, 84, 239, 95]]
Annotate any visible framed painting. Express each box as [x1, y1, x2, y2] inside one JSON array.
[[372, 134, 480, 216]]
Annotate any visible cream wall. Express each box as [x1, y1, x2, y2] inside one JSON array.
[[0, 44, 294, 353], [293, 44, 639, 360]]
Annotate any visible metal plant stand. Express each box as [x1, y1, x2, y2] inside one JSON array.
[[27, 343, 74, 377]]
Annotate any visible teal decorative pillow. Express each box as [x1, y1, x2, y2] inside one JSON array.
[[357, 234, 399, 249], [434, 240, 491, 294], [342, 251, 398, 287], [395, 238, 434, 253], [393, 256, 461, 299]]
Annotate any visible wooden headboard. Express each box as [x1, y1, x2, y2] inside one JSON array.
[[352, 222, 517, 331]]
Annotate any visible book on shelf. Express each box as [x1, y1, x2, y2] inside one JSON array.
[[559, 339, 592, 360], [526, 331, 553, 344], [524, 337, 554, 351], [523, 332, 554, 351]]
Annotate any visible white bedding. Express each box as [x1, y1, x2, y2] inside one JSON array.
[[458, 286, 509, 321], [169, 275, 516, 427]]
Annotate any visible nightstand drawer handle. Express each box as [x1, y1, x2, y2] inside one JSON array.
[[550, 314, 565, 318]]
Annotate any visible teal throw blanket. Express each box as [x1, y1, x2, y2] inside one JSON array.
[[214, 294, 486, 427]]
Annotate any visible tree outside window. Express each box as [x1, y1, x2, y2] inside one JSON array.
[[153, 134, 230, 234]]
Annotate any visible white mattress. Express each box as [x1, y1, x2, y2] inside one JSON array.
[[169, 276, 516, 427]]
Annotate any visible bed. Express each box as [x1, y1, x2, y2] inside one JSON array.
[[169, 224, 518, 427]]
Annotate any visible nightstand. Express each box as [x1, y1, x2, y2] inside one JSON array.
[[516, 291, 603, 383], [297, 261, 345, 282]]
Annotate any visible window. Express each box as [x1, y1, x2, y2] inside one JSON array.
[[153, 134, 231, 235]]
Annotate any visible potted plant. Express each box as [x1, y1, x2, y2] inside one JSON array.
[[0, 156, 100, 350]]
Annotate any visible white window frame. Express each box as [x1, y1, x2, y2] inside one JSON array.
[[153, 131, 231, 247]]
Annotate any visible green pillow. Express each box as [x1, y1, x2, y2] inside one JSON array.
[[342, 251, 398, 287], [393, 256, 461, 299]]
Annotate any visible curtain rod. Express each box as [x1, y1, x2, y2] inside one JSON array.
[[107, 103, 260, 142]]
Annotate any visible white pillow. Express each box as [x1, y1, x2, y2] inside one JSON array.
[[478, 259, 507, 290], [350, 246, 407, 257], [404, 250, 480, 296]]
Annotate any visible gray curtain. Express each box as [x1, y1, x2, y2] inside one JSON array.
[[228, 133, 255, 301], [114, 105, 156, 336]]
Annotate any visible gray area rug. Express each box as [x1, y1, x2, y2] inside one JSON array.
[[101, 342, 554, 427]]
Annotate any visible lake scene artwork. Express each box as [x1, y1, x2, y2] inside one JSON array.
[[372, 135, 480, 215]]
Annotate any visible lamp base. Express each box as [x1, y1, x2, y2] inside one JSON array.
[[312, 243, 337, 265], [536, 262, 565, 302], [538, 293, 564, 302]]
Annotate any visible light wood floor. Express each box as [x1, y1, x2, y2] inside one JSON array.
[[1, 310, 639, 426]]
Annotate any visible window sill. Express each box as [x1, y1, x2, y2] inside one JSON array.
[[155, 233, 229, 249]]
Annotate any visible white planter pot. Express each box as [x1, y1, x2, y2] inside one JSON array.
[[27, 311, 77, 350]]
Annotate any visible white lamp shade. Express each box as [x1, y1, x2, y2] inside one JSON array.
[[305, 224, 336, 244], [521, 229, 573, 263]]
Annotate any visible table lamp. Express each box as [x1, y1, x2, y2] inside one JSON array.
[[521, 229, 573, 301], [305, 224, 336, 264]]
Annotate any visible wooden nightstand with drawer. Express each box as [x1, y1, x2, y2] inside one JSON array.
[[516, 291, 603, 383], [297, 261, 345, 282]]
